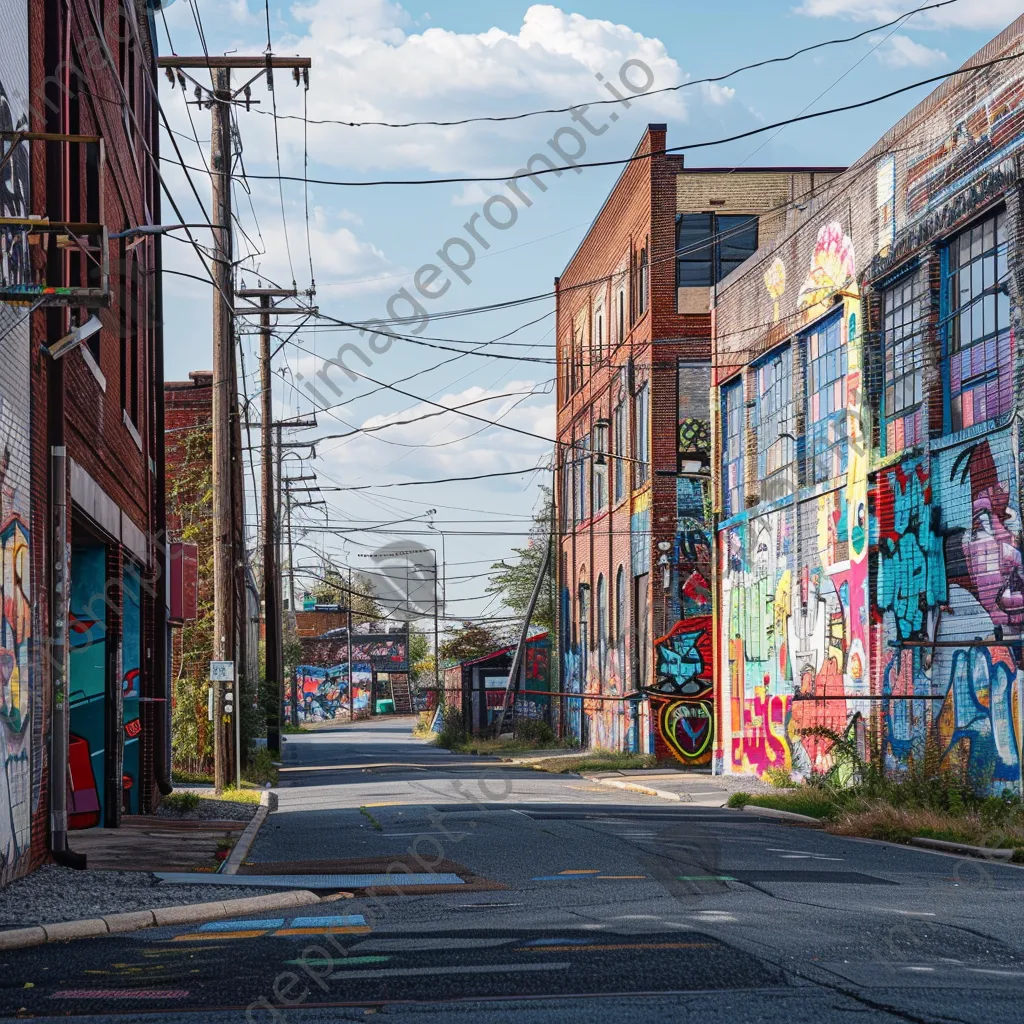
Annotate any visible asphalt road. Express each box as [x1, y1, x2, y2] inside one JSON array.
[[3, 716, 1024, 1023]]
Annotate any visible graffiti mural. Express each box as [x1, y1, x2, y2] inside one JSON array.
[[0, 6, 34, 883], [720, 299, 871, 781], [290, 663, 372, 722], [874, 438, 1023, 789], [121, 563, 141, 814], [69, 545, 108, 829]]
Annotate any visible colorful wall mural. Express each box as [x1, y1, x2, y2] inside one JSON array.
[[874, 438, 1023, 788], [290, 663, 372, 722], [69, 545, 108, 829], [718, 288, 870, 780], [122, 563, 141, 814], [0, 1, 35, 883]]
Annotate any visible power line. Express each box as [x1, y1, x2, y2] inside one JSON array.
[[169, 51, 1020, 188], [250, 1, 963, 130]]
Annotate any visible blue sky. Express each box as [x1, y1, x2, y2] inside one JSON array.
[[157, 0, 1021, 628]]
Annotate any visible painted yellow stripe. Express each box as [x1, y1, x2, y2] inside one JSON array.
[[274, 927, 372, 936], [174, 930, 268, 941]]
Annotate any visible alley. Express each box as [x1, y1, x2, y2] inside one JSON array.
[[3, 717, 1024, 1022]]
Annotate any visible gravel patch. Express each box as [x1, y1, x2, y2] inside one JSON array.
[[703, 772, 778, 795], [0, 866, 273, 929], [156, 797, 260, 822]]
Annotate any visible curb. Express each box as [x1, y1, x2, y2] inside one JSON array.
[[224, 789, 277, 875], [585, 775, 691, 803], [0, 889, 320, 952], [910, 836, 1014, 861], [741, 805, 823, 826]]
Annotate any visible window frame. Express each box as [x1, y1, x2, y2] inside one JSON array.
[[676, 212, 759, 291], [633, 382, 650, 487], [613, 399, 627, 503], [752, 343, 794, 502], [940, 208, 1012, 434], [721, 378, 745, 517], [881, 267, 926, 454], [803, 311, 847, 486]]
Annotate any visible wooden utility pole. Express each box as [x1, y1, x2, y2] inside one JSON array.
[[210, 66, 234, 794], [238, 287, 296, 755], [157, 53, 312, 792]]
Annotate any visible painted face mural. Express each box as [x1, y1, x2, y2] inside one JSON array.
[[949, 442, 1024, 630]]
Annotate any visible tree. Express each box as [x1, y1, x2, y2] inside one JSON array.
[[306, 560, 384, 620], [486, 485, 554, 631], [408, 628, 434, 685], [439, 621, 506, 664]]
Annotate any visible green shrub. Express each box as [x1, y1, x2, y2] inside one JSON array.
[[727, 793, 751, 809], [764, 767, 797, 789], [513, 719, 557, 747], [245, 747, 279, 786], [163, 792, 201, 813]]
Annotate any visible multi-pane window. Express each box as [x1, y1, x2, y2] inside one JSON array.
[[677, 213, 759, 288], [617, 288, 625, 345], [883, 271, 925, 452], [805, 314, 847, 485], [944, 211, 1012, 432], [613, 400, 626, 502], [575, 435, 590, 523], [722, 380, 745, 516], [753, 346, 794, 502], [593, 421, 608, 513], [638, 248, 649, 315], [596, 574, 607, 675], [634, 383, 650, 486], [594, 309, 604, 365]]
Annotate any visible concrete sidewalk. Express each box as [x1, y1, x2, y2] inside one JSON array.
[[581, 771, 737, 806]]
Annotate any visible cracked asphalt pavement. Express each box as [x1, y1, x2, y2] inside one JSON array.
[[2, 716, 1023, 1023]]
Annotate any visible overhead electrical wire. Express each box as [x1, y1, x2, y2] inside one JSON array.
[[168, 50, 1021, 189], [251, 1, 963, 129]]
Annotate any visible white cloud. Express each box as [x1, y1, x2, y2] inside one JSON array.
[[266, 2, 697, 173], [795, 0, 1024, 31], [876, 34, 948, 67]]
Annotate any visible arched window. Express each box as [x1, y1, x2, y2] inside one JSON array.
[[617, 289, 625, 345], [596, 574, 607, 676], [579, 582, 591, 683], [615, 567, 626, 667], [638, 247, 648, 315], [595, 310, 603, 364]]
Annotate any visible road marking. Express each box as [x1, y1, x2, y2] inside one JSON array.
[[327, 963, 569, 980], [677, 875, 736, 881], [51, 990, 190, 1000], [518, 942, 717, 952], [289, 916, 368, 929], [967, 968, 1024, 977], [559, 870, 601, 874], [175, 930, 270, 941], [596, 875, 647, 880], [198, 919, 285, 932], [348, 937, 512, 952], [275, 926, 372, 936], [902, 966, 936, 972], [288, 957, 391, 967]]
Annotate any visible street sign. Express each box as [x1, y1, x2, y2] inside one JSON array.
[[209, 660, 235, 681]]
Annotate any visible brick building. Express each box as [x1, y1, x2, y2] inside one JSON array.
[[0, 0, 170, 883], [554, 122, 840, 761], [165, 371, 256, 778], [712, 17, 1024, 790]]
